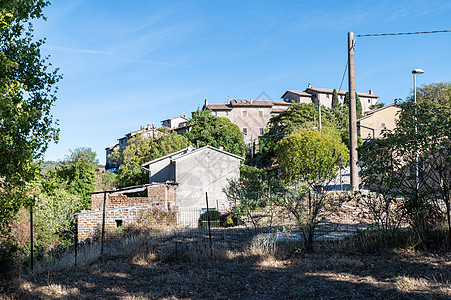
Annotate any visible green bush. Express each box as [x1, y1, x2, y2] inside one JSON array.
[[199, 210, 221, 228]]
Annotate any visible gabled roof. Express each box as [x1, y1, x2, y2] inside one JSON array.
[[161, 116, 189, 122], [205, 100, 290, 111], [281, 90, 313, 98], [141, 145, 244, 167], [357, 103, 401, 122], [105, 143, 119, 151], [305, 87, 379, 98]]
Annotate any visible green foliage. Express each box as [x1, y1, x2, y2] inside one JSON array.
[[332, 89, 340, 109], [184, 109, 246, 157], [113, 131, 191, 187], [199, 210, 221, 228], [55, 148, 98, 208], [96, 171, 117, 191], [359, 82, 451, 240], [0, 0, 61, 242], [33, 189, 83, 250], [259, 103, 332, 165], [276, 129, 349, 184], [344, 92, 363, 118]]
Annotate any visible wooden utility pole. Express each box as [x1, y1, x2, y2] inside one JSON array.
[[348, 32, 359, 191]]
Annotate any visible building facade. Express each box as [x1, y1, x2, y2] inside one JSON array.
[[282, 84, 379, 113], [142, 145, 244, 211], [204, 99, 291, 146], [357, 103, 401, 140]]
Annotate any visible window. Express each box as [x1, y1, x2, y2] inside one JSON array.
[[259, 111, 263, 117], [214, 111, 218, 116], [242, 128, 247, 135], [340, 95, 343, 99], [259, 128, 264, 135], [326, 94, 329, 98], [226, 111, 229, 116], [115, 220, 123, 228], [368, 99, 371, 103], [243, 111, 247, 117]]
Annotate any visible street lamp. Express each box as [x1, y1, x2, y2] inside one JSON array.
[[412, 68, 424, 190]]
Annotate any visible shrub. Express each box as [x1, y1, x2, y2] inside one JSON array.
[[198, 210, 221, 228]]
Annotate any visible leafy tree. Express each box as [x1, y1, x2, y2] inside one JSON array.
[[344, 91, 363, 118], [359, 82, 451, 244], [331, 89, 340, 109], [0, 0, 61, 242], [55, 148, 98, 209], [184, 109, 246, 157], [114, 131, 191, 187], [258, 103, 332, 165], [276, 129, 349, 250]]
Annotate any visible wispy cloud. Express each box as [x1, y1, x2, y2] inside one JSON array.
[[44, 45, 111, 55]]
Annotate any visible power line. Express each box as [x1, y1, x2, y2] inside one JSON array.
[[356, 30, 451, 38], [338, 59, 348, 94]]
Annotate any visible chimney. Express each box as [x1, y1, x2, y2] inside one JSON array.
[[369, 89, 373, 95], [204, 99, 208, 107], [147, 124, 151, 130], [183, 114, 186, 118], [308, 83, 312, 88], [250, 98, 253, 104], [140, 126, 144, 130]]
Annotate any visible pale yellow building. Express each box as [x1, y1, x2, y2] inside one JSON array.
[[357, 103, 401, 140]]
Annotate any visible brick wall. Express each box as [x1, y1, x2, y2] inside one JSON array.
[[77, 203, 166, 241], [90, 184, 177, 210], [80, 183, 178, 241]]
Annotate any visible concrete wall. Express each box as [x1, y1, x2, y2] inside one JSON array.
[[282, 92, 312, 104], [150, 157, 175, 183], [359, 105, 401, 140], [174, 148, 241, 211]]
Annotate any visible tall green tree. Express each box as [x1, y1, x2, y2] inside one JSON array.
[[276, 129, 349, 249], [331, 89, 340, 109], [258, 103, 333, 166], [359, 82, 451, 244], [184, 109, 246, 157], [344, 92, 363, 118], [113, 131, 191, 187], [0, 0, 61, 241], [55, 148, 98, 209]]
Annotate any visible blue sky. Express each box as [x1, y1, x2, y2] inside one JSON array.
[[34, 0, 451, 164]]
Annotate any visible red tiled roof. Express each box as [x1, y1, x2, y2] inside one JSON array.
[[305, 87, 379, 98]]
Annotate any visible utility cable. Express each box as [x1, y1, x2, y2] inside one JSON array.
[[356, 30, 451, 38]]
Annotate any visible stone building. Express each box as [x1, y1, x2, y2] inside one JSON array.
[[282, 84, 379, 113], [203, 99, 291, 146], [357, 103, 401, 140], [77, 183, 177, 241], [142, 145, 244, 212]]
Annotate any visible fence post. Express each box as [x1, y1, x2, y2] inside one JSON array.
[[30, 205, 33, 272], [101, 191, 107, 256], [74, 214, 78, 267], [205, 192, 212, 253]]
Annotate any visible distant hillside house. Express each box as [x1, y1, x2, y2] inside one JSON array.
[[282, 84, 379, 113], [357, 103, 401, 140], [203, 99, 291, 146], [161, 115, 189, 134]]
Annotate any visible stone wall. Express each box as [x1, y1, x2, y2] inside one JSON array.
[[90, 184, 177, 210], [77, 203, 166, 241]]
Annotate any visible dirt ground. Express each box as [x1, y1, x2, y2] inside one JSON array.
[[4, 228, 451, 300]]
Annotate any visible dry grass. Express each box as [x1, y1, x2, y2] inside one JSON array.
[[3, 226, 450, 299]]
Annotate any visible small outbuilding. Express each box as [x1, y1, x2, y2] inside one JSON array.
[[141, 145, 244, 213]]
